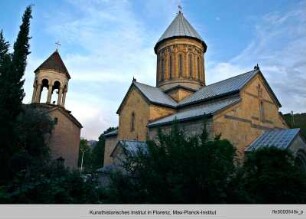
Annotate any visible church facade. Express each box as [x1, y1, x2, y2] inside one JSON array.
[[30, 50, 82, 168], [104, 11, 306, 166]]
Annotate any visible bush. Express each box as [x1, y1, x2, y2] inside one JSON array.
[[106, 123, 237, 203]]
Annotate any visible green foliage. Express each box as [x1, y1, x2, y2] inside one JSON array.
[[15, 105, 54, 160], [91, 134, 105, 169], [241, 147, 306, 203], [2, 106, 54, 180], [0, 6, 32, 183], [79, 127, 117, 171], [78, 139, 92, 171], [106, 123, 237, 203], [0, 161, 102, 204], [92, 127, 117, 169]]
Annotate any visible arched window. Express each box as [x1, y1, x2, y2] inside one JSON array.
[[179, 54, 183, 77], [197, 56, 201, 79], [53, 81, 61, 104], [169, 55, 173, 79], [40, 79, 49, 103], [161, 58, 165, 81], [131, 112, 135, 132], [189, 54, 193, 78]]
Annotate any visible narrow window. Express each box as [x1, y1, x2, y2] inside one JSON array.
[[197, 56, 201, 79], [131, 112, 135, 132], [169, 55, 173, 79], [54, 117, 58, 125], [179, 54, 183, 77], [189, 54, 193, 77], [161, 58, 164, 81], [259, 101, 265, 122]]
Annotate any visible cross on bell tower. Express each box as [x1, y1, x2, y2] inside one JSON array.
[[55, 41, 61, 51]]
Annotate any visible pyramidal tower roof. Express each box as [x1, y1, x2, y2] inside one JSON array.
[[35, 50, 71, 79], [155, 11, 206, 51]]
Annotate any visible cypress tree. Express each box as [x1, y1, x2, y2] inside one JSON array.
[[10, 5, 32, 120], [0, 6, 32, 183]]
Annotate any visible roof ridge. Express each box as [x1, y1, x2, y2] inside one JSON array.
[[206, 69, 257, 87], [178, 69, 259, 107], [149, 96, 241, 127]]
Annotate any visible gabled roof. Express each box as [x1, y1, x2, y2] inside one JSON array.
[[117, 81, 177, 113], [103, 129, 118, 137], [34, 50, 71, 79], [134, 81, 178, 107], [155, 11, 206, 52], [29, 103, 82, 128], [148, 96, 241, 127], [178, 69, 281, 107], [245, 128, 301, 152], [110, 140, 148, 157]]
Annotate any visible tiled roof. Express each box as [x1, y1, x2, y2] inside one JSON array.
[[134, 81, 178, 108], [148, 96, 241, 127], [111, 140, 148, 157], [179, 70, 258, 107], [245, 128, 300, 152], [34, 50, 71, 79], [155, 11, 206, 51]]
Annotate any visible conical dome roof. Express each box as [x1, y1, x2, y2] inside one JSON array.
[[34, 50, 71, 79], [155, 11, 206, 52]]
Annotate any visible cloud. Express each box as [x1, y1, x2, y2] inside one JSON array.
[[207, 1, 306, 114], [23, 0, 177, 140], [22, 1, 305, 140]]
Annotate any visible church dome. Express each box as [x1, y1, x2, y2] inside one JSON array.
[[154, 11, 207, 53], [154, 11, 207, 100]]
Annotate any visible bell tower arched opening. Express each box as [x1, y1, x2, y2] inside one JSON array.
[[31, 50, 70, 108]]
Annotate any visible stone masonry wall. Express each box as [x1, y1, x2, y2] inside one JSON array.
[[213, 74, 287, 155], [48, 109, 81, 169]]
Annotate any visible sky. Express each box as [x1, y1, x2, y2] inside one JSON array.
[[0, 0, 305, 140]]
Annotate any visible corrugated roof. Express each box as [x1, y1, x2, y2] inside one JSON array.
[[148, 96, 241, 127], [155, 11, 206, 51], [134, 81, 178, 108], [34, 50, 71, 79], [179, 70, 258, 107], [104, 129, 118, 137], [111, 140, 148, 157], [246, 128, 300, 152]]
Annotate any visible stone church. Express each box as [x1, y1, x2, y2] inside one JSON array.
[[104, 11, 306, 167], [30, 50, 82, 168]]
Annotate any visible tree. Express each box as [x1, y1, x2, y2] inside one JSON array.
[[0, 160, 103, 204], [0, 6, 32, 183], [106, 123, 237, 203], [0, 31, 12, 183], [91, 127, 117, 169], [241, 147, 306, 203], [78, 139, 92, 172]]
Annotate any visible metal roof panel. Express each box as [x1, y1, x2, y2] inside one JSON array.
[[246, 128, 300, 151]]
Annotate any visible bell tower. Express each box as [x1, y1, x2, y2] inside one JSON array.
[[31, 50, 70, 107], [30, 49, 82, 169], [154, 10, 207, 102]]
